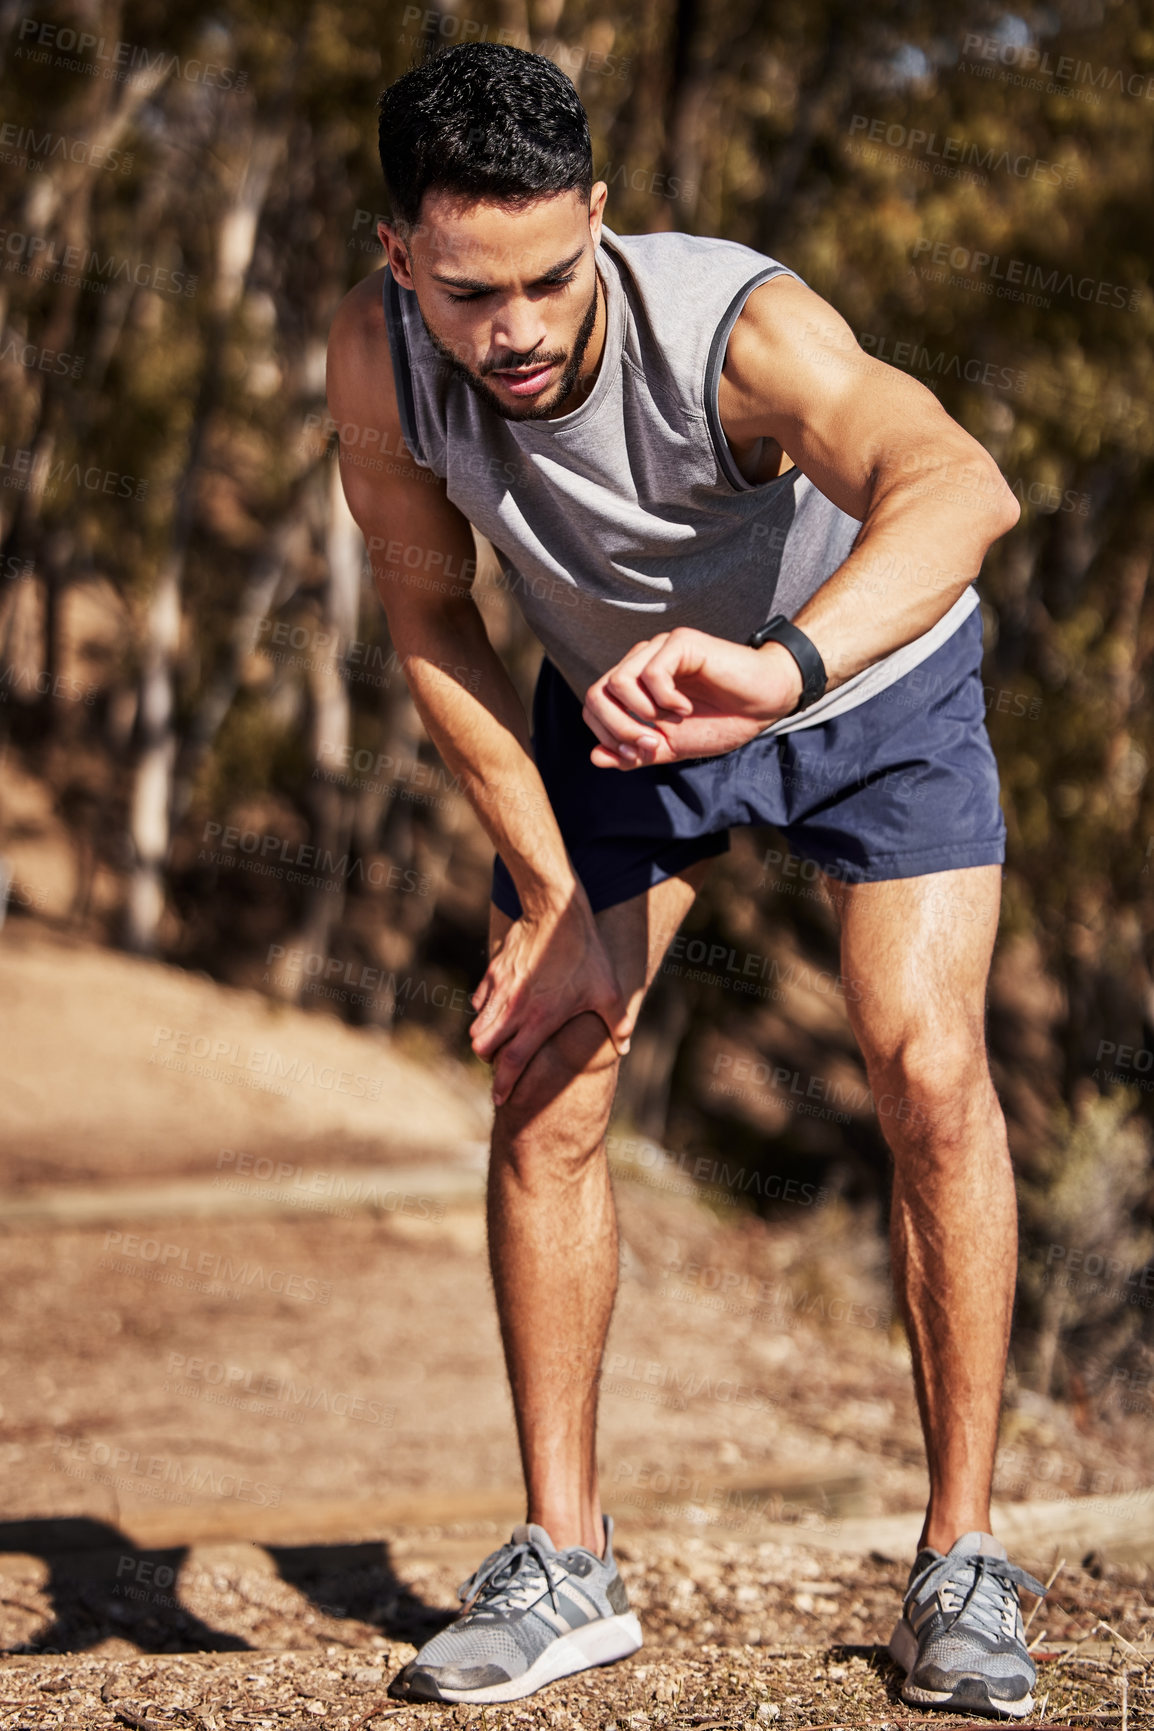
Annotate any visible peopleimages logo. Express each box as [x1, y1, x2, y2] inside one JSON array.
[[911, 238, 1139, 311], [0, 332, 85, 379], [0, 447, 147, 501], [0, 123, 133, 174], [848, 115, 1077, 187], [99, 1229, 333, 1304], [149, 1025, 384, 1100], [14, 19, 247, 89], [0, 228, 197, 298], [52, 1436, 280, 1507], [960, 31, 1154, 101]]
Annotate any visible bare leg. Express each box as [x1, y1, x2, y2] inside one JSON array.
[[827, 864, 1015, 1553], [486, 862, 710, 1555]]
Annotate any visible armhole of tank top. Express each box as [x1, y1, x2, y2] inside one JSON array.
[[381, 268, 428, 468], [704, 264, 801, 493]]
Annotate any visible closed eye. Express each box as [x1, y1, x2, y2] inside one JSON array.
[[447, 270, 579, 304]]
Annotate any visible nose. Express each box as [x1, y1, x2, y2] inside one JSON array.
[[488, 301, 548, 367]]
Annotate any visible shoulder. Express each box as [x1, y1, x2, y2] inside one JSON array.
[[605, 229, 808, 410], [722, 274, 867, 424], [326, 268, 398, 421], [328, 266, 388, 350], [605, 226, 769, 271], [606, 227, 783, 312], [726, 274, 846, 370]]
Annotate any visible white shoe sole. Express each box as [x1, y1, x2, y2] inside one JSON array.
[[889, 1617, 1034, 1719], [426, 1611, 643, 1704]]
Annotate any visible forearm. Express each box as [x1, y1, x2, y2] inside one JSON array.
[[790, 454, 1018, 693], [384, 592, 578, 918]]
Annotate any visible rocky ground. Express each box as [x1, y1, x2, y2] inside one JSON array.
[[0, 1531, 1150, 1729], [0, 924, 1151, 1728]]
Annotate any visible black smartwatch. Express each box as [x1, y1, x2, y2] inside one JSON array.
[[746, 613, 827, 713]]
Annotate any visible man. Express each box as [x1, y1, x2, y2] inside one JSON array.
[[326, 41, 1047, 1720]]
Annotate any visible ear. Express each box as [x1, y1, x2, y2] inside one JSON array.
[[378, 222, 413, 288], [588, 181, 608, 245]]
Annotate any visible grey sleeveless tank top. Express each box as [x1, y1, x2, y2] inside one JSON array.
[[381, 224, 976, 734]]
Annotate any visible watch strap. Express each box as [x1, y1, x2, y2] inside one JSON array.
[[745, 613, 827, 711]]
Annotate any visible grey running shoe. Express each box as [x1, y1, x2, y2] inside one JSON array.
[[889, 1530, 1047, 1719], [387, 1516, 642, 1704]]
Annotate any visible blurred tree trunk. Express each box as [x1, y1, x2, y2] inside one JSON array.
[[758, 21, 850, 251], [123, 119, 287, 951], [601, 0, 668, 231], [268, 462, 359, 1002], [169, 502, 313, 829], [657, 0, 708, 231], [0, 47, 167, 723]]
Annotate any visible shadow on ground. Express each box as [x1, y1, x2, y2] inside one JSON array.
[[0, 1519, 449, 1655]]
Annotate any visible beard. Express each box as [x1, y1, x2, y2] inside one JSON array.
[[417, 272, 601, 422]]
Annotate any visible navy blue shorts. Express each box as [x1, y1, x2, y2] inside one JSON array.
[[492, 605, 1005, 918]]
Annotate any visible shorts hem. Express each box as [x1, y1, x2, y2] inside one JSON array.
[[582, 833, 731, 914], [490, 832, 730, 919], [793, 836, 1006, 885]]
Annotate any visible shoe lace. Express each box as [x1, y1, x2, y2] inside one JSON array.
[[457, 1536, 565, 1618], [914, 1552, 1047, 1644]]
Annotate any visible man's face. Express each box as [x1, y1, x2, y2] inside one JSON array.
[[379, 183, 608, 421]]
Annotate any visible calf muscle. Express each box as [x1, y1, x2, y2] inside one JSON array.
[[483, 861, 710, 1551]]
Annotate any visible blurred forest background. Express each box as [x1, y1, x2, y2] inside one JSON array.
[[1, 0, 1153, 1419]]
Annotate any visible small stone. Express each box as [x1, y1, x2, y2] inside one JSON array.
[[756, 1705, 780, 1722], [352, 1669, 384, 1684]]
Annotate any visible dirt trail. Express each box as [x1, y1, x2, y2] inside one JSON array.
[[0, 926, 1151, 1727], [0, 923, 489, 1187]]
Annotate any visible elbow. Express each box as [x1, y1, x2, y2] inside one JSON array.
[[996, 482, 1021, 540], [982, 465, 1020, 543]]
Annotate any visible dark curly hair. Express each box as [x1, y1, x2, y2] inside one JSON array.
[[377, 42, 593, 237]]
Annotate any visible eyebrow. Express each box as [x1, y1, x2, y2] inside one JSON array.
[[430, 245, 585, 293]]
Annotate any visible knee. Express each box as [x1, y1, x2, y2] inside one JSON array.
[[862, 1021, 993, 1144], [497, 1012, 619, 1180]]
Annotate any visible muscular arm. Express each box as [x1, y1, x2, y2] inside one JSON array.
[[581, 274, 1020, 767], [326, 272, 630, 1094], [718, 273, 1020, 688]]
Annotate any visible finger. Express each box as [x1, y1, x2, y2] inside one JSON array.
[[636, 639, 699, 715], [472, 1009, 518, 1061], [581, 695, 665, 763], [490, 1016, 557, 1106], [608, 634, 699, 724], [589, 740, 633, 770], [491, 999, 625, 1105], [471, 966, 496, 1012], [600, 653, 682, 727], [590, 736, 676, 770], [470, 985, 523, 1058], [591, 1006, 632, 1057], [594, 634, 668, 695], [600, 653, 668, 723], [591, 984, 636, 1054], [583, 643, 677, 746], [470, 968, 505, 1025], [581, 700, 640, 763]]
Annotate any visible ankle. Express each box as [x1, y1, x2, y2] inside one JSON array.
[[919, 1511, 993, 1554], [529, 1510, 605, 1557]]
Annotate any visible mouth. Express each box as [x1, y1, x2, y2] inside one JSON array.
[[489, 362, 557, 397]]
